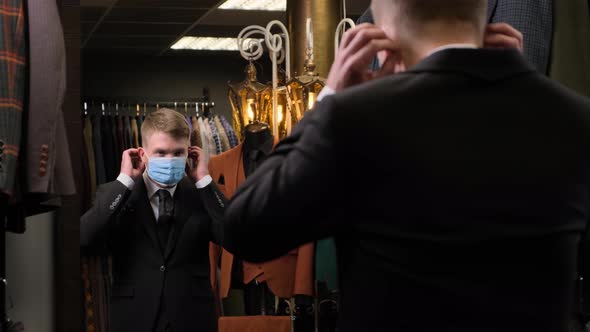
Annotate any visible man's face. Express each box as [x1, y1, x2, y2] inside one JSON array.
[[139, 131, 189, 164]]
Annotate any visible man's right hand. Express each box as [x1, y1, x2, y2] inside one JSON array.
[[120, 148, 145, 180], [326, 23, 401, 92]]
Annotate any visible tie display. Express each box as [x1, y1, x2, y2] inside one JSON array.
[[156, 189, 174, 251], [245, 150, 261, 177]]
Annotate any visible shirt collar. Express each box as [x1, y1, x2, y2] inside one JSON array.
[[143, 171, 177, 199], [426, 43, 478, 57]]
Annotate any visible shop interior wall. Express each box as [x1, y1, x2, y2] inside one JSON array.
[[5, 213, 55, 332], [82, 53, 273, 123]]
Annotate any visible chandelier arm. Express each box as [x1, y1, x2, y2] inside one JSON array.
[[238, 25, 267, 61], [334, 18, 356, 58]]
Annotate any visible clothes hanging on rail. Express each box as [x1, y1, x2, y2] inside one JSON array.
[[215, 116, 231, 153]]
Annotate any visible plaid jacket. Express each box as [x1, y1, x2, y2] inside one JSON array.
[[0, 0, 26, 194]]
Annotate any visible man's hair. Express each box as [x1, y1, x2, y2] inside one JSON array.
[[391, 0, 487, 32], [141, 108, 190, 145]]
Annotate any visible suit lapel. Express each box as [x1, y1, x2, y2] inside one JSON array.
[[164, 178, 192, 260], [128, 178, 160, 252], [225, 143, 245, 199]]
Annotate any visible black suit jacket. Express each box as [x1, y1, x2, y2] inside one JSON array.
[[224, 49, 590, 332], [81, 176, 227, 332]]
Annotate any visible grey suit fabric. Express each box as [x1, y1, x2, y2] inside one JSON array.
[[488, 0, 553, 74], [26, 0, 75, 195]]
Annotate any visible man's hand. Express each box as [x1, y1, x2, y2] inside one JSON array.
[[187, 146, 209, 183], [484, 23, 524, 52], [120, 148, 145, 180], [326, 23, 401, 92]]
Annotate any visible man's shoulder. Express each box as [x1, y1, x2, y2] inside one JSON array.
[[329, 72, 431, 110]]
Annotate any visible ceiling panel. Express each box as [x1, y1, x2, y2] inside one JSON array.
[[85, 35, 172, 48], [185, 24, 246, 38], [105, 7, 207, 23], [81, 6, 106, 22], [200, 9, 285, 26], [93, 22, 189, 36], [81, 0, 371, 56], [82, 22, 95, 35], [114, 0, 220, 8], [81, 0, 113, 7]]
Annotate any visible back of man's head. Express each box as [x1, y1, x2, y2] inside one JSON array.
[[374, 0, 487, 37]]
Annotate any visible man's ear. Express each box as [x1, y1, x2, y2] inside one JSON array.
[[138, 147, 146, 159]]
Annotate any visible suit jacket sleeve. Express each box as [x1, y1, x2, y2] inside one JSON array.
[[223, 97, 341, 262], [80, 180, 131, 248], [198, 180, 228, 245]]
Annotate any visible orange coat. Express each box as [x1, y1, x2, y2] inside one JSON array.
[[208, 142, 314, 299]]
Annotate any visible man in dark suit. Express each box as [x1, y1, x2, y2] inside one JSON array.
[[223, 1, 590, 331], [81, 108, 226, 332]]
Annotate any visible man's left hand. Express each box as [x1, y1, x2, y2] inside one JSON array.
[[187, 146, 209, 182], [484, 23, 524, 52]]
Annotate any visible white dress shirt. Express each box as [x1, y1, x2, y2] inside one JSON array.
[[117, 172, 212, 221], [317, 43, 478, 102]]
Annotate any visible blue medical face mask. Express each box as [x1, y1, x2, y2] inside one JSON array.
[[146, 156, 186, 186]]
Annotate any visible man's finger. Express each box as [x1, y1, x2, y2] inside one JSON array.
[[343, 38, 399, 74], [372, 54, 400, 80], [341, 27, 390, 61], [485, 34, 520, 50], [339, 23, 376, 53], [486, 23, 523, 46]]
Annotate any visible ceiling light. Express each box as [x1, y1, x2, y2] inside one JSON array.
[[219, 0, 286, 11], [171, 37, 262, 51]]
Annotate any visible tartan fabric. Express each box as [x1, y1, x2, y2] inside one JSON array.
[[0, 0, 26, 193], [490, 0, 553, 74]]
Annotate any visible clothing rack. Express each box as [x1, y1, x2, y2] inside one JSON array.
[[82, 97, 217, 118]]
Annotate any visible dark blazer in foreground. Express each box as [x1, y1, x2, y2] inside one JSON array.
[[223, 49, 590, 332], [81, 176, 227, 332]]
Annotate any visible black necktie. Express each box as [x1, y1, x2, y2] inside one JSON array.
[[156, 189, 174, 251], [246, 149, 261, 177]]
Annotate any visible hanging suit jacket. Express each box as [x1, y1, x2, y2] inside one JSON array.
[[209, 143, 314, 299], [83, 116, 97, 202], [92, 115, 107, 185], [191, 117, 203, 149], [0, 0, 26, 194], [26, 0, 75, 195], [131, 117, 139, 148], [223, 49, 590, 332], [81, 176, 228, 332], [214, 116, 231, 153]]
